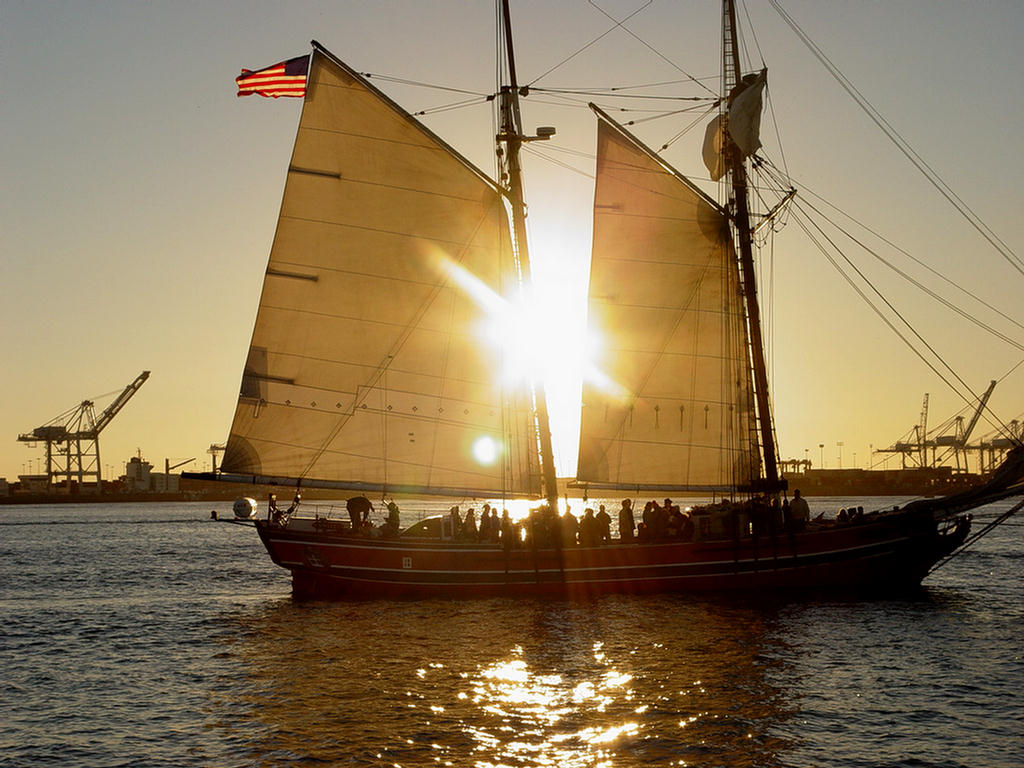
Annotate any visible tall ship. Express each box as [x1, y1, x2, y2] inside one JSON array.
[[190, 0, 1024, 598]]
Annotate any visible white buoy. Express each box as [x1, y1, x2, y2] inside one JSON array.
[[233, 497, 258, 519]]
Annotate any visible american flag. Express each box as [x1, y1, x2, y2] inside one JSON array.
[[236, 55, 309, 98]]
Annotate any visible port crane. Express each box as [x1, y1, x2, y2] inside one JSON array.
[[877, 382, 997, 472], [878, 394, 929, 468], [932, 380, 997, 471], [17, 371, 150, 493]]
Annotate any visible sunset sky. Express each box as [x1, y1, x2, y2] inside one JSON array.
[[2, 0, 1021, 482]]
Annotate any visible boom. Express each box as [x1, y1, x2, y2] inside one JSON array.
[[960, 380, 996, 446], [93, 371, 151, 435]]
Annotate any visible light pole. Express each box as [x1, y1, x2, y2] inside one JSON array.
[[837, 441, 844, 469], [819, 443, 825, 469]]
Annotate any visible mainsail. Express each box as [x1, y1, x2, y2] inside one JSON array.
[[222, 45, 541, 498], [575, 108, 761, 492]]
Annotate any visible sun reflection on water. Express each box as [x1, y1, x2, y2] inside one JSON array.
[[219, 597, 795, 767], [422, 643, 655, 767]]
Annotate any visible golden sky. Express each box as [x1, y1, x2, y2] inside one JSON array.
[[2, 1, 1021, 481]]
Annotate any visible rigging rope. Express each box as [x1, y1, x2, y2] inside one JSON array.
[[769, 0, 1024, 279], [534, 80, 716, 95], [927, 498, 1024, 575], [526, 1, 654, 87], [790, 200, 1012, 440], [794, 195, 1024, 355], [758, 158, 1024, 336], [361, 72, 489, 98], [525, 0, 716, 99]]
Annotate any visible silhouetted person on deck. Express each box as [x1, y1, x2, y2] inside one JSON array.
[[347, 496, 374, 532], [501, 510, 515, 552], [596, 505, 612, 543], [580, 508, 599, 546], [461, 509, 478, 541], [681, 512, 695, 542], [445, 506, 462, 540], [619, 499, 635, 541], [560, 509, 579, 545], [789, 489, 809, 532], [652, 500, 670, 540], [668, 506, 685, 538], [382, 501, 401, 537], [478, 504, 494, 542]]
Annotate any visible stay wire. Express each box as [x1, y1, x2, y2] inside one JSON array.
[[532, 87, 712, 102], [412, 95, 494, 117], [790, 201, 1009, 438], [362, 72, 490, 98], [657, 104, 720, 151], [769, 0, 1024, 278], [795, 195, 1024, 354], [736, 0, 767, 74], [528, 0, 716, 98], [757, 157, 1024, 336], [525, 1, 654, 87], [928, 498, 1024, 575], [521, 145, 595, 180]]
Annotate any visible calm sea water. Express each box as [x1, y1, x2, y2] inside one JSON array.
[[1, 498, 1021, 767]]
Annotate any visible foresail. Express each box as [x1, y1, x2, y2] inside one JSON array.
[[576, 109, 761, 492], [222, 45, 541, 498]]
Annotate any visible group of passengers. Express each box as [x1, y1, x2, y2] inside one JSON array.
[[622, 498, 697, 542], [744, 490, 813, 537], [509, 505, 612, 548], [836, 505, 866, 524], [276, 487, 878, 545], [444, 504, 510, 543], [557, 505, 614, 546]]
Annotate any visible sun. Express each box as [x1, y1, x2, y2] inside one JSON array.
[[436, 228, 611, 478]]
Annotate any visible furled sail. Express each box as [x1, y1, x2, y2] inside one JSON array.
[[576, 108, 761, 492], [727, 68, 767, 158], [702, 68, 767, 180], [222, 45, 541, 498]]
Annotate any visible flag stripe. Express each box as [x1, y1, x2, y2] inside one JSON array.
[[236, 55, 309, 98]]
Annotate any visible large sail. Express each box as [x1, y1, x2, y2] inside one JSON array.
[[222, 45, 541, 498], [575, 108, 761, 492]]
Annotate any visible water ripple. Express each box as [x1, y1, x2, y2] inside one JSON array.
[[1, 501, 1022, 767]]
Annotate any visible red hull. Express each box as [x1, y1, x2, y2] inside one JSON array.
[[253, 511, 970, 600]]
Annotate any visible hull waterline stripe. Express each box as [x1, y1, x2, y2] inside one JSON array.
[[263, 533, 917, 575], [277, 548, 907, 588]]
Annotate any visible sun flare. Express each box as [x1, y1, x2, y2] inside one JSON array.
[[438, 249, 609, 476]]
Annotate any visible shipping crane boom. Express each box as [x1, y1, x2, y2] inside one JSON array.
[[960, 380, 997, 446], [93, 371, 150, 435]]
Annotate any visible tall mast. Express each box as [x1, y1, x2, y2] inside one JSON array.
[[722, 0, 781, 490], [497, 0, 560, 510]]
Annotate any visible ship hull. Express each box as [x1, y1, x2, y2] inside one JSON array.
[[253, 511, 970, 600]]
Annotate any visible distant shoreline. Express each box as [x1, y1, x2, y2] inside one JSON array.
[[0, 480, 341, 506]]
